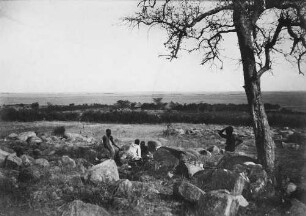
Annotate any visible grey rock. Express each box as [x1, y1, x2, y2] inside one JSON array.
[[20, 154, 34, 167], [148, 140, 162, 152], [113, 179, 159, 200], [173, 181, 205, 203], [17, 131, 37, 142], [210, 169, 246, 195], [84, 159, 119, 184], [207, 145, 221, 154], [175, 161, 203, 178], [5, 154, 22, 169], [196, 190, 240, 216], [7, 133, 18, 140], [62, 155, 76, 168], [286, 198, 306, 216], [60, 200, 110, 216], [34, 158, 50, 167]]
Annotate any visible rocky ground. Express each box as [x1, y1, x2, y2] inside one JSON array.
[[0, 121, 306, 216]]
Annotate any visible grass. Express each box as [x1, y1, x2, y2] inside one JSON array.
[[0, 121, 306, 215]]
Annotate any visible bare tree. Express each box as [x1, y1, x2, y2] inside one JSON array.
[[153, 97, 164, 109], [125, 0, 306, 175]]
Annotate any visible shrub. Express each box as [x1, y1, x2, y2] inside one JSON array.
[[52, 126, 66, 137]]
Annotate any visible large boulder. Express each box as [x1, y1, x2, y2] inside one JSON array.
[[191, 169, 215, 191], [153, 147, 180, 172], [28, 136, 43, 145], [173, 181, 205, 203], [210, 169, 246, 195], [207, 145, 221, 154], [20, 154, 34, 167], [217, 154, 257, 170], [84, 159, 119, 184], [282, 142, 300, 150], [147, 140, 162, 152], [7, 133, 18, 140], [60, 200, 110, 216], [18, 165, 44, 182], [113, 179, 159, 200], [65, 133, 95, 143], [5, 154, 22, 169], [61, 155, 76, 168], [175, 161, 203, 178], [245, 163, 268, 199], [17, 131, 37, 142], [286, 132, 306, 145], [196, 190, 240, 216], [286, 198, 306, 216], [34, 158, 50, 167]]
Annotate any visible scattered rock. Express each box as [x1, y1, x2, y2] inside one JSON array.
[[217, 154, 257, 170], [286, 198, 306, 216], [32, 149, 43, 158], [191, 169, 214, 191], [18, 166, 42, 182], [5, 154, 22, 169], [287, 132, 306, 145], [84, 159, 119, 184], [29, 136, 43, 144], [158, 138, 168, 144], [235, 195, 249, 207], [175, 128, 185, 135], [282, 142, 300, 150], [112, 197, 130, 210], [20, 154, 34, 167], [17, 131, 37, 142], [196, 190, 240, 216], [207, 145, 221, 154], [153, 147, 180, 172], [113, 179, 159, 200], [247, 163, 268, 198], [34, 158, 50, 167], [61, 155, 76, 168], [173, 181, 205, 203], [198, 149, 212, 157], [175, 161, 203, 178], [7, 133, 18, 140], [60, 200, 110, 216], [210, 169, 246, 195], [286, 182, 297, 195]]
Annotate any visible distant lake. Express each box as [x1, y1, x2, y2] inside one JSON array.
[[0, 91, 305, 112]]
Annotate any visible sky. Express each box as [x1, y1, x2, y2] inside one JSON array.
[[0, 0, 305, 93]]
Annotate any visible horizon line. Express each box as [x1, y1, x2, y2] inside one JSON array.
[[1, 90, 306, 94]]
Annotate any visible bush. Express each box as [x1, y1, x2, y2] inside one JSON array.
[[52, 126, 66, 137]]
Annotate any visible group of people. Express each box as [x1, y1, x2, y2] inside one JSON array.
[[101, 125, 243, 163], [101, 129, 149, 162]]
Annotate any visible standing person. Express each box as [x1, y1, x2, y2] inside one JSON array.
[[102, 129, 119, 159], [218, 126, 243, 152]]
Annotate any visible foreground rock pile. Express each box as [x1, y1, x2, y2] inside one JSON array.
[[0, 126, 306, 216]]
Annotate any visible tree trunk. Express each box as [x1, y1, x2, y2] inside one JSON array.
[[233, 0, 275, 175]]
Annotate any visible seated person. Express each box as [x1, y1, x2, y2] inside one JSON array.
[[140, 141, 149, 158], [129, 139, 141, 161]]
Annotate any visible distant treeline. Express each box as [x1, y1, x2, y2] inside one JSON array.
[[3, 101, 283, 112], [1, 101, 305, 127]]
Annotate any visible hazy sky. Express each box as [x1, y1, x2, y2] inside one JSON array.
[[0, 0, 305, 93]]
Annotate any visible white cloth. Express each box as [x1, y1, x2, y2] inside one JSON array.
[[127, 143, 141, 160]]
